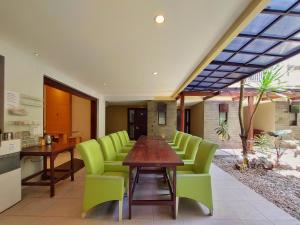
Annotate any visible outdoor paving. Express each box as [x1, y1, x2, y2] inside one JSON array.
[[0, 153, 299, 225]]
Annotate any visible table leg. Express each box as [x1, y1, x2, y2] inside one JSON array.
[[70, 149, 74, 181], [128, 166, 133, 219], [50, 155, 55, 197], [172, 166, 177, 219], [42, 156, 47, 180]]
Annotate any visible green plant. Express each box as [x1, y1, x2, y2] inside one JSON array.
[[238, 65, 286, 167], [254, 134, 271, 153], [215, 121, 230, 141]]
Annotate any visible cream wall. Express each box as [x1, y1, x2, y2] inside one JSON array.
[[0, 39, 105, 178], [71, 95, 91, 141], [190, 102, 204, 138], [243, 102, 275, 132]]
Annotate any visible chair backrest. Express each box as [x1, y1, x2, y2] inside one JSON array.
[[178, 134, 191, 152], [76, 139, 104, 175], [193, 140, 219, 174], [123, 130, 130, 142], [184, 136, 202, 160], [97, 136, 117, 161], [109, 133, 122, 153], [117, 131, 127, 146], [174, 132, 184, 146], [170, 131, 179, 143]]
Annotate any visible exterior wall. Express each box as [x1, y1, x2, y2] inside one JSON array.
[[190, 102, 204, 138], [147, 101, 176, 140], [71, 95, 91, 141], [105, 105, 146, 135], [203, 101, 241, 148], [275, 101, 300, 139], [243, 102, 275, 132]]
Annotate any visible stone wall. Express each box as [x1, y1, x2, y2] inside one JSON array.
[[147, 100, 177, 140], [203, 101, 241, 148], [275, 101, 300, 139]]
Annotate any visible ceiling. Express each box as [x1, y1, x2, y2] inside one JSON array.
[[0, 0, 252, 99]]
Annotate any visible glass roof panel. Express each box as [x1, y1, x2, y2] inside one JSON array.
[[226, 73, 245, 79], [249, 55, 280, 65], [266, 0, 298, 11], [225, 37, 251, 51], [199, 70, 211, 76], [293, 31, 300, 39], [268, 41, 300, 55], [218, 65, 238, 71], [210, 71, 229, 77], [198, 82, 213, 87], [193, 87, 205, 91], [236, 67, 258, 74], [204, 77, 219, 82], [190, 81, 199, 86], [210, 83, 227, 88], [228, 53, 256, 63], [219, 78, 234, 84], [241, 14, 278, 35], [291, 3, 300, 12], [215, 52, 233, 61], [205, 64, 219, 70], [194, 76, 205, 81], [242, 39, 278, 53], [263, 15, 300, 38]]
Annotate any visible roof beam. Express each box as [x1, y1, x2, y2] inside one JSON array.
[[262, 8, 300, 17], [171, 0, 270, 98], [238, 33, 300, 42], [182, 91, 217, 97]]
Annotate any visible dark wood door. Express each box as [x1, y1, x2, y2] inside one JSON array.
[[128, 108, 147, 140], [177, 109, 190, 133]]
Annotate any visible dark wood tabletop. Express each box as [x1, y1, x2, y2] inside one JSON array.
[[123, 136, 183, 167], [21, 143, 75, 156]]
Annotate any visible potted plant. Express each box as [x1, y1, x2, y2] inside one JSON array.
[[215, 121, 230, 141]]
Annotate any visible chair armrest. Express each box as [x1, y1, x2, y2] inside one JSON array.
[[116, 154, 126, 161], [182, 160, 194, 164], [177, 174, 211, 190], [104, 162, 128, 172]]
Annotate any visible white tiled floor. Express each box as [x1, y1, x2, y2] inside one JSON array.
[[0, 161, 299, 225]]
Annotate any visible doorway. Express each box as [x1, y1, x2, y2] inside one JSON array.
[[177, 109, 191, 133], [43, 76, 98, 142], [128, 108, 147, 140]]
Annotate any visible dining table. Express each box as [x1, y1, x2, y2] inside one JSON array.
[[123, 136, 183, 219]]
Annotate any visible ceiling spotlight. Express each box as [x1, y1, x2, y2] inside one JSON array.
[[153, 72, 158, 76], [155, 15, 165, 24]]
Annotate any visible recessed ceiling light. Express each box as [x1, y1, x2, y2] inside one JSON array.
[[155, 15, 165, 24], [33, 51, 39, 56], [153, 72, 158, 76]]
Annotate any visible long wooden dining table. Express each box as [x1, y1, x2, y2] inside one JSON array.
[[123, 136, 183, 219]]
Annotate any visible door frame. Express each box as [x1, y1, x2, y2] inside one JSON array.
[[44, 76, 98, 139], [127, 108, 147, 140]]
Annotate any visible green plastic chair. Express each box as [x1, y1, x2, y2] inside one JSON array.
[[170, 131, 184, 147], [76, 140, 128, 221], [168, 131, 179, 144], [122, 130, 136, 145], [97, 136, 126, 161], [117, 131, 134, 147], [109, 133, 131, 153], [176, 136, 202, 161], [173, 140, 219, 216], [172, 133, 191, 152]]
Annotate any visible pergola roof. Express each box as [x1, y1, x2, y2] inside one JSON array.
[[184, 0, 300, 93]]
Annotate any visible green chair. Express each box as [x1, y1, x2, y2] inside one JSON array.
[[176, 136, 202, 161], [170, 131, 184, 147], [173, 140, 219, 216], [97, 136, 126, 161], [122, 130, 136, 145], [117, 131, 134, 147], [109, 133, 131, 153], [168, 131, 179, 145], [77, 140, 128, 221], [172, 133, 191, 152]]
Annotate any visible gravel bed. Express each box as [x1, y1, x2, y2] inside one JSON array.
[[214, 155, 300, 220]]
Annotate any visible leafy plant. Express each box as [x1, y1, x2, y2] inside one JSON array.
[[254, 134, 271, 153], [238, 65, 286, 167], [215, 121, 230, 141]]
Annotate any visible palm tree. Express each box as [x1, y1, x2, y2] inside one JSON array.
[[238, 65, 286, 167]]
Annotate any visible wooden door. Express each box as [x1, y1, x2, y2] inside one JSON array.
[[128, 108, 147, 140]]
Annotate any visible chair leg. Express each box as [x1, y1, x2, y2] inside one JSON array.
[[176, 197, 179, 217], [209, 208, 213, 216], [118, 200, 123, 222]]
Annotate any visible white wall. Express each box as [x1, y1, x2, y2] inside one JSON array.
[[0, 39, 105, 177]]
